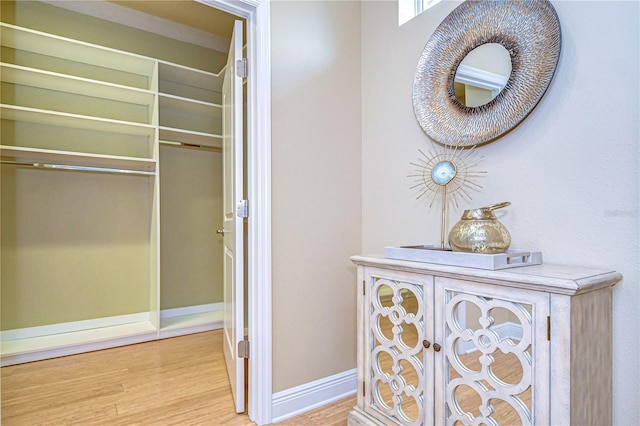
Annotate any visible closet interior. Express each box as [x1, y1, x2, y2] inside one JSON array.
[[0, 0, 237, 366]]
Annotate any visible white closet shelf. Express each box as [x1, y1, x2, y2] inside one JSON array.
[[159, 127, 222, 149], [1, 63, 156, 109], [1, 320, 158, 367], [159, 93, 222, 114], [159, 94, 222, 134], [0, 23, 156, 84], [158, 61, 223, 92], [1, 145, 157, 172], [1, 105, 156, 137]]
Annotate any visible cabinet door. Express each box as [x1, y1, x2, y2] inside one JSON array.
[[363, 268, 434, 426], [434, 277, 550, 425]]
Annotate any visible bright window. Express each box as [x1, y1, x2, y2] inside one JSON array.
[[399, 0, 443, 25]]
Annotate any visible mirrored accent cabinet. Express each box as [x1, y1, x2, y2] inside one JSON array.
[[349, 255, 621, 426]]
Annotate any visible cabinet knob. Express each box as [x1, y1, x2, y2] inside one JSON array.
[[433, 343, 441, 352], [422, 340, 431, 349], [216, 229, 226, 236]]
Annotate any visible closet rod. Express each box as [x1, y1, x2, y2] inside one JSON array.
[[0, 160, 156, 176], [159, 140, 221, 153]]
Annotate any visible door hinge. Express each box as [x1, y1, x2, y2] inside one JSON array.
[[238, 339, 250, 359], [362, 382, 366, 397], [362, 280, 366, 296], [237, 199, 249, 218], [236, 58, 248, 78], [547, 316, 551, 341]]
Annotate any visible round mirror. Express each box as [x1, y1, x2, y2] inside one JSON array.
[[413, 0, 561, 147], [453, 43, 512, 108]]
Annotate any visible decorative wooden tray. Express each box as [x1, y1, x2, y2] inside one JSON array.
[[384, 245, 542, 270]]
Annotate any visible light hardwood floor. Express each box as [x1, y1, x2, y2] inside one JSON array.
[[2, 326, 527, 425], [1, 330, 354, 425]]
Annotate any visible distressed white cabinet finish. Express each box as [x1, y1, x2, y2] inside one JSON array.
[[349, 255, 622, 426]]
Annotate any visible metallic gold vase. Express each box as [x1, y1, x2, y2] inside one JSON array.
[[449, 202, 511, 254]]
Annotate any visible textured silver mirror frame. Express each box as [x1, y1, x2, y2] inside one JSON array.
[[413, 0, 561, 147]]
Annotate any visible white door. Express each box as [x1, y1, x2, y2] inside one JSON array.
[[222, 19, 245, 414]]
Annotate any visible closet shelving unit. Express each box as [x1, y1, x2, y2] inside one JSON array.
[[158, 61, 224, 150], [156, 61, 225, 339], [0, 22, 226, 365]]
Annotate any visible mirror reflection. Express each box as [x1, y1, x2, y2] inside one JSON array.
[[453, 43, 512, 108], [446, 293, 533, 424], [371, 285, 423, 423]]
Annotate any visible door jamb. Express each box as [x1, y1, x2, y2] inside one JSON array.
[[196, 0, 272, 424]]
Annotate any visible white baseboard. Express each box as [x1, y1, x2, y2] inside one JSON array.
[[158, 304, 223, 339], [1, 304, 225, 366], [271, 368, 357, 423], [1, 321, 158, 367], [160, 303, 222, 319], [0, 312, 151, 341]]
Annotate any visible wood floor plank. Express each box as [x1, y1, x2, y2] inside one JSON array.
[[1, 330, 352, 425], [2, 393, 120, 426], [279, 395, 355, 425]]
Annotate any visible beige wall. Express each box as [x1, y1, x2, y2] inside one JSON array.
[[271, 0, 362, 393], [361, 1, 639, 424], [1, 168, 152, 328], [159, 146, 223, 309]]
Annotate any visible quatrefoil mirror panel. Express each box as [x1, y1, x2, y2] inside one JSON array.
[[444, 291, 534, 425], [370, 277, 425, 426]]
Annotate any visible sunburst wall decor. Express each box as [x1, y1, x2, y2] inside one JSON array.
[[409, 144, 486, 249]]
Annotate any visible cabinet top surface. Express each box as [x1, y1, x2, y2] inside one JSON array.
[[351, 255, 622, 295]]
